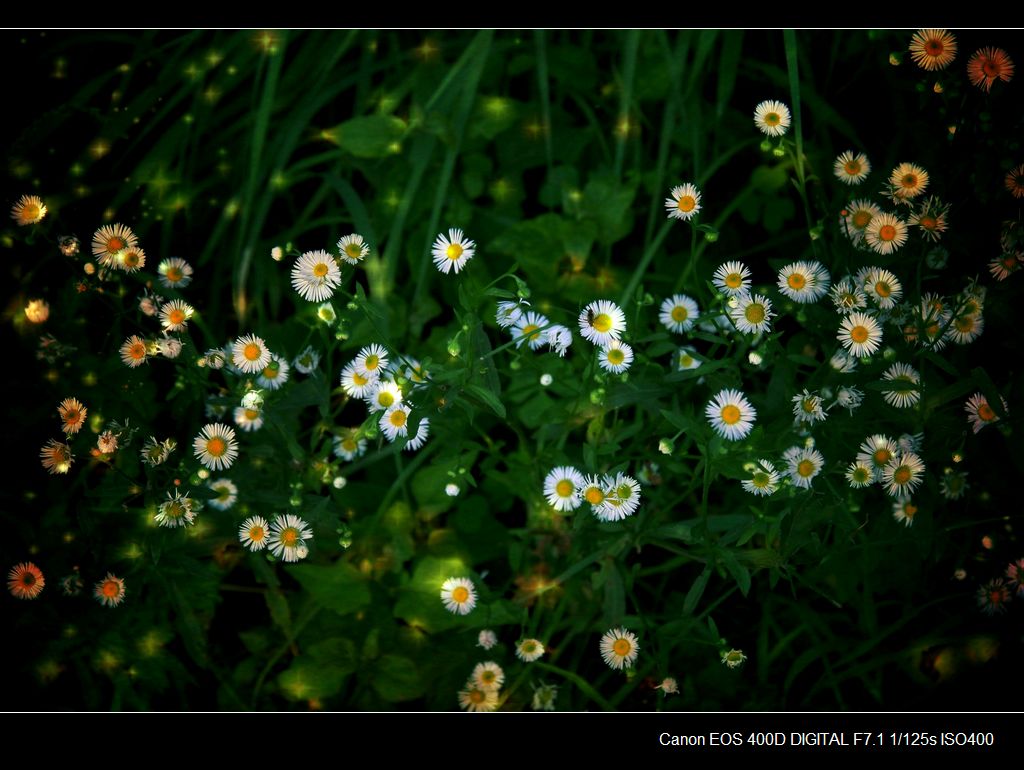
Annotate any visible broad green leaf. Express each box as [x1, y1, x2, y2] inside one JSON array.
[[285, 562, 370, 617], [333, 115, 407, 158]]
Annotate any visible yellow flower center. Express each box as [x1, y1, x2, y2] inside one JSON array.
[[725, 272, 742, 288], [955, 316, 975, 333], [555, 480, 574, 497], [206, 437, 227, 457], [607, 349, 625, 365], [166, 267, 183, 282], [764, 112, 780, 125], [787, 273, 806, 290], [353, 371, 369, 386], [671, 306, 689, 322], [851, 211, 872, 229], [281, 529, 299, 547], [480, 671, 495, 684], [901, 174, 918, 189], [797, 459, 815, 477], [904, 504, 917, 517], [364, 354, 379, 370], [720, 405, 741, 425], [245, 409, 260, 420], [123, 250, 140, 267], [521, 323, 540, 341], [452, 586, 469, 603], [752, 472, 770, 487], [249, 526, 265, 541], [446, 243, 463, 261], [677, 195, 696, 212], [244, 343, 262, 361], [853, 468, 869, 483], [389, 410, 407, 427], [745, 304, 765, 324], [312, 262, 329, 278], [850, 325, 869, 344], [592, 313, 612, 333], [584, 487, 604, 505], [612, 639, 632, 656], [875, 281, 892, 298], [469, 689, 485, 704], [345, 243, 363, 258]]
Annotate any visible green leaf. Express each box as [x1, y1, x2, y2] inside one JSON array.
[[719, 550, 752, 596], [333, 115, 407, 158], [601, 561, 626, 627], [285, 562, 370, 617], [683, 567, 712, 615], [279, 659, 349, 701], [465, 383, 506, 419], [372, 655, 425, 702], [649, 521, 694, 543], [306, 637, 357, 675]]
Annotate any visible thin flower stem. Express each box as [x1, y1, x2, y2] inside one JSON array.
[[533, 661, 616, 711]]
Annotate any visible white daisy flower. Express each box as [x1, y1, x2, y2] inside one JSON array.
[[340, 361, 375, 398], [730, 292, 774, 334], [512, 311, 550, 350], [292, 346, 320, 375], [291, 249, 342, 302], [965, 392, 1007, 434], [864, 212, 909, 255], [830, 277, 868, 315], [857, 434, 898, 482], [404, 417, 430, 452], [268, 514, 313, 562], [516, 638, 545, 662], [334, 429, 367, 461], [257, 355, 290, 391], [830, 349, 858, 373], [496, 299, 529, 329], [477, 629, 498, 650], [232, 334, 272, 374], [544, 324, 573, 357], [432, 228, 476, 274], [403, 359, 430, 388], [659, 294, 700, 333], [777, 261, 830, 304], [207, 478, 238, 511], [834, 150, 871, 185], [193, 423, 239, 471], [676, 346, 702, 371], [598, 340, 634, 374], [543, 466, 585, 512], [471, 661, 505, 692], [862, 268, 903, 310], [742, 459, 780, 496], [599, 627, 640, 670], [881, 452, 926, 498], [337, 233, 369, 265], [880, 363, 921, 408], [705, 388, 757, 441], [784, 446, 825, 489], [239, 515, 270, 551], [354, 344, 389, 379], [158, 299, 194, 332], [595, 474, 642, 521], [833, 385, 865, 414], [120, 335, 149, 368], [157, 257, 194, 290], [580, 474, 609, 510], [665, 183, 702, 221], [365, 379, 404, 413], [233, 406, 264, 432], [92, 223, 138, 267], [379, 403, 411, 442], [753, 99, 791, 136], [155, 490, 199, 528], [892, 500, 918, 528], [458, 685, 498, 713], [946, 312, 984, 344], [203, 348, 227, 369], [578, 300, 626, 346], [712, 261, 752, 296], [842, 199, 882, 245], [440, 576, 477, 615], [792, 389, 826, 424], [837, 312, 883, 357], [845, 460, 875, 488]]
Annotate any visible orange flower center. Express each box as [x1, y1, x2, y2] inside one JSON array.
[[787, 273, 806, 290], [850, 325, 869, 343], [388, 410, 406, 427], [852, 211, 872, 229], [281, 529, 299, 546], [919, 215, 937, 230], [901, 174, 918, 188], [879, 224, 897, 242], [720, 405, 741, 425], [612, 639, 632, 656], [312, 262, 329, 278], [764, 112, 780, 126], [452, 586, 469, 603], [873, 449, 891, 465], [745, 304, 765, 324], [904, 504, 917, 517], [845, 160, 861, 174], [585, 487, 605, 505], [166, 267, 183, 282], [978, 403, 996, 421], [169, 309, 185, 325], [893, 467, 911, 484], [244, 343, 262, 361], [677, 195, 696, 212], [469, 689, 485, 704], [249, 526, 265, 541], [725, 273, 742, 288], [875, 281, 892, 298], [206, 437, 227, 457], [102, 581, 119, 598], [107, 237, 124, 253], [130, 344, 146, 360]]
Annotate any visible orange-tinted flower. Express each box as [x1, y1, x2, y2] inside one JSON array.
[[1005, 163, 1024, 199], [58, 397, 87, 435], [977, 579, 1011, 615], [94, 573, 126, 607], [40, 439, 73, 475], [909, 29, 957, 71], [967, 47, 1015, 92], [10, 194, 47, 226], [8, 562, 45, 600]]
